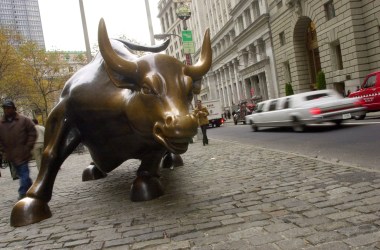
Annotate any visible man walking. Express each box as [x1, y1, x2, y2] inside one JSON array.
[[0, 100, 36, 200], [193, 100, 209, 146]]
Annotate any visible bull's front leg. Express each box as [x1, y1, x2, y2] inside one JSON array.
[[10, 103, 80, 227], [130, 150, 166, 201], [161, 152, 184, 169]]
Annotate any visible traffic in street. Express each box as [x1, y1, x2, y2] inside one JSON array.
[[208, 115, 380, 172]]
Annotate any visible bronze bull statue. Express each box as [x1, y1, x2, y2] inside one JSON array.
[[10, 18, 212, 227]]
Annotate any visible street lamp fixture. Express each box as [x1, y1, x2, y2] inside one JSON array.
[[154, 33, 182, 41]]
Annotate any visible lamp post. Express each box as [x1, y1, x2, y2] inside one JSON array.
[[78, 0, 92, 63]]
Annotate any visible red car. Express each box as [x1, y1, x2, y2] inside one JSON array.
[[348, 71, 380, 119]]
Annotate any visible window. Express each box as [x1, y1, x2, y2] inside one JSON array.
[[283, 98, 290, 109], [268, 100, 278, 111], [277, 0, 283, 9], [279, 32, 285, 46], [284, 62, 292, 82], [331, 43, 343, 70], [324, 1, 335, 20], [245, 9, 252, 25], [305, 93, 328, 101]]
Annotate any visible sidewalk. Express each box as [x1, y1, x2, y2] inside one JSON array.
[[0, 139, 379, 249]]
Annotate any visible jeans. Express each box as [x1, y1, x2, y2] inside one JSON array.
[[200, 125, 208, 145], [15, 162, 32, 197]]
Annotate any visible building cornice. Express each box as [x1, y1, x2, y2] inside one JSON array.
[[233, 14, 270, 44]]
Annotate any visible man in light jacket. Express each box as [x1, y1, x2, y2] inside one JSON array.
[[193, 100, 209, 146], [0, 100, 36, 200], [32, 118, 45, 171]]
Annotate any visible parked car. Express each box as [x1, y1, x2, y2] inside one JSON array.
[[245, 89, 366, 132], [348, 70, 380, 120]]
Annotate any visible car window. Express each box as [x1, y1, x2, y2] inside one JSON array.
[[304, 93, 329, 101], [283, 98, 290, 109], [268, 100, 277, 111], [364, 75, 376, 88], [256, 103, 264, 112]]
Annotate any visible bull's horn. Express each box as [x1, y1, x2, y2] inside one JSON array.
[[98, 18, 138, 80], [115, 38, 170, 53], [184, 29, 212, 81]]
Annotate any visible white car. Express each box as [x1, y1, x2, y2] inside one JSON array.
[[245, 89, 366, 132]]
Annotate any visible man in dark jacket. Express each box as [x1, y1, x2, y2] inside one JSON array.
[[0, 100, 37, 200]]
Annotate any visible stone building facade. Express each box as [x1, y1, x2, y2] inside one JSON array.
[[270, 0, 380, 95], [157, 0, 380, 110], [158, 0, 279, 111]]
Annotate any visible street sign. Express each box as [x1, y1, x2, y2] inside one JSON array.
[[181, 30, 193, 42], [182, 41, 195, 54]]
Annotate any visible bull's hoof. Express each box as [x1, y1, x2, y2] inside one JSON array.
[[82, 163, 107, 181], [10, 197, 52, 227], [161, 153, 184, 168], [130, 175, 164, 201]]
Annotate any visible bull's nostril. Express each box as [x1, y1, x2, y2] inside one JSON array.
[[165, 116, 173, 126]]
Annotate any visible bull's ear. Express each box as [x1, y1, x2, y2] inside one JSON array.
[[104, 65, 139, 90], [192, 80, 202, 94]]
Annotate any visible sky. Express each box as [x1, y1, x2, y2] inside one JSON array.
[[38, 0, 162, 51]]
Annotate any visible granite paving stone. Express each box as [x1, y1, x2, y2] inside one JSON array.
[[0, 139, 379, 249]]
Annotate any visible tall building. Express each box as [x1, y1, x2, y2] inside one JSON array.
[[269, 0, 380, 95], [0, 0, 45, 49], [158, 0, 279, 111]]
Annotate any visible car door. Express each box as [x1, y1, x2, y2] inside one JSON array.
[[260, 99, 278, 126], [361, 73, 379, 111]]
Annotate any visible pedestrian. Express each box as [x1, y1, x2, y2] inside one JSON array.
[[193, 100, 209, 146], [32, 118, 45, 171], [227, 110, 231, 120], [0, 100, 36, 200], [346, 89, 351, 97]]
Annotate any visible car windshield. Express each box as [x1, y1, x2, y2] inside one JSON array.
[[304, 93, 329, 101]]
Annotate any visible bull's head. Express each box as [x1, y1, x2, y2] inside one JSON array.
[[98, 18, 212, 154]]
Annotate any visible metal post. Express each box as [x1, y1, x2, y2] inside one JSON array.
[[144, 0, 155, 46], [79, 0, 92, 63]]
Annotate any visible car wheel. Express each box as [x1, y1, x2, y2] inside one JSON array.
[[243, 121, 246, 125], [292, 117, 305, 132], [354, 114, 366, 120], [251, 122, 258, 132], [334, 119, 343, 126]]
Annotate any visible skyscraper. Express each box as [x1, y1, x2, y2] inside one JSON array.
[[0, 0, 45, 49]]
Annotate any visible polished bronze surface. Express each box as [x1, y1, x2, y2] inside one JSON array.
[[10, 18, 212, 227]]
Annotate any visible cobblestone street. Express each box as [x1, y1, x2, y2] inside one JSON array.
[[0, 138, 379, 249]]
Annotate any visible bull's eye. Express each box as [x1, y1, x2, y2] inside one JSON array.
[[141, 85, 154, 95]]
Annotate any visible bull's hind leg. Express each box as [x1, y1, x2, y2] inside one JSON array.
[[10, 103, 81, 227], [82, 162, 107, 181], [131, 150, 166, 201]]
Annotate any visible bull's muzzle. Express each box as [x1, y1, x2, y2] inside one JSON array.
[[153, 114, 198, 154]]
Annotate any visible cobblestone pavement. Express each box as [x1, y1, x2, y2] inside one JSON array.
[[0, 139, 380, 249]]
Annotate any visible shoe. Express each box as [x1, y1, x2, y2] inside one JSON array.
[[13, 177, 19, 180]]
